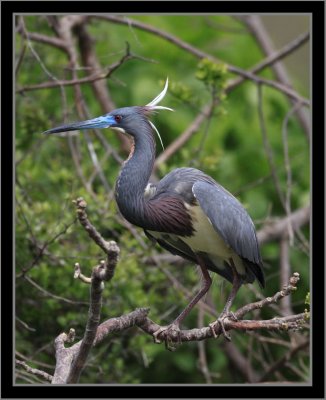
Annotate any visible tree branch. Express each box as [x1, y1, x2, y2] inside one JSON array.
[[93, 308, 150, 346], [257, 206, 310, 244], [227, 30, 309, 91], [238, 16, 310, 140], [154, 30, 309, 169], [16, 43, 136, 94], [66, 263, 112, 383], [52, 309, 150, 384], [154, 102, 215, 169], [279, 237, 293, 316], [98, 15, 309, 105], [222, 341, 260, 383], [17, 24, 68, 50], [50, 200, 308, 383], [233, 273, 300, 320], [15, 359, 53, 383], [138, 311, 306, 345], [258, 338, 309, 382], [137, 272, 307, 348], [52, 198, 121, 383], [52, 329, 76, 384], [74, 197, 119, 264]]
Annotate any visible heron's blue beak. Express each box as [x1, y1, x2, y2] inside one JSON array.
[[43, 115, 116, 135]]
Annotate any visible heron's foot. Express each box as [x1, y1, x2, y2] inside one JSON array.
[[209, 312, 238, 341], [153, 323, 181, 351]]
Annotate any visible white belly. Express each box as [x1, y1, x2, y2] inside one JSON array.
[[182, 205, 245, 274], [182, 205, 232, 258]]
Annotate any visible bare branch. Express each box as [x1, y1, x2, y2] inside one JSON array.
[[52, 330, 76, 384], [75, 197, 120, 281], [74, 263, 92, 284], [52, 193, 308, 384], [53, 270, 306, 382], [52, 308, 150, 383], [16, 16, 69, 107], [94, 308, 150, 346], [154, 102, 214, 169], [15, 41, 27, 76], [257, 83, 285, 208], [16, 46, 135, 94], [258, 339, 309, 382], [15, 359, 53, 383], [154, 30, 309, 169], [98, 15, 309, 105], [135, 273, 308, 350], [238, 16, 310, 140], [197, 307, 212, 383], [66, 264, 105, 383], [16, 317, 36, 332], [282, 101, 306, 243], [23, 275, 88, 306], [17, 215, 77, 278], [257, 206, 310, 244], [74, 22, 116, 112], [139, 312, 307, 344], [227, 30, 309, 90], [60, 198, 120, 383], [16, 17, 68, 50], [73, 198, 307, 351], [233, 272, 300, 320], [279, 237, 293, 316], [222, 341, 260, 383], [74, 198, 120, 269]]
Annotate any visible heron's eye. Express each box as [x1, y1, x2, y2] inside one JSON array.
[[114, 115, 122, 123]]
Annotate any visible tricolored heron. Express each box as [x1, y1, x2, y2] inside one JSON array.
[[44, 79, 264, 342]]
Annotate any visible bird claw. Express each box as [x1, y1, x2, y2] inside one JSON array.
[[209, 312, 238, 341], [153, 326, 167, 344], [209, 320, 220, 339], [153, 323, 181, 351]]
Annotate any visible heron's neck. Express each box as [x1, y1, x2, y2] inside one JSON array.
[[115, 125, 156, 228]]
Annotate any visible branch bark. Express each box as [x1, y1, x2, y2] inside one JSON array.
[[52, 198, 120, 383], [66, 266, 106, 383], [15, 359, 53, 383]]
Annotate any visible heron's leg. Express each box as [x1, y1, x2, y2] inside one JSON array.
[[173, 257, 212, 326], [153, 256, 212, 349], [209, 259, 241, 341], [220, 260, 241, 316]]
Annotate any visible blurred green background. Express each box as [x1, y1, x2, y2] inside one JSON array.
[[15, 15, 310, 384]]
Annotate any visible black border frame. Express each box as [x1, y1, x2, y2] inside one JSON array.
[[2, 1, 324, 398]]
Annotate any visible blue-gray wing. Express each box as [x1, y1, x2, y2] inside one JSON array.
[[192, 180, 262, 265]]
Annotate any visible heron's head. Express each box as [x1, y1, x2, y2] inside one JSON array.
[[43, 79, 173, 148]]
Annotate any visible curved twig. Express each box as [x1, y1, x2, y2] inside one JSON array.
[[16, 45, 135, 94], [15, 359, 53, 383]]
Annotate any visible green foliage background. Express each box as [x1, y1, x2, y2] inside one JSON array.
[[15, 15, 310, 384]]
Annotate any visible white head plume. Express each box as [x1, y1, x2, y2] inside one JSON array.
[[146, 78, 174, 112], [145, 78, 173, 150]]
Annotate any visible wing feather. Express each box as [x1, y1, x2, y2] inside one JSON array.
[[192, 181, 262, 265]]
